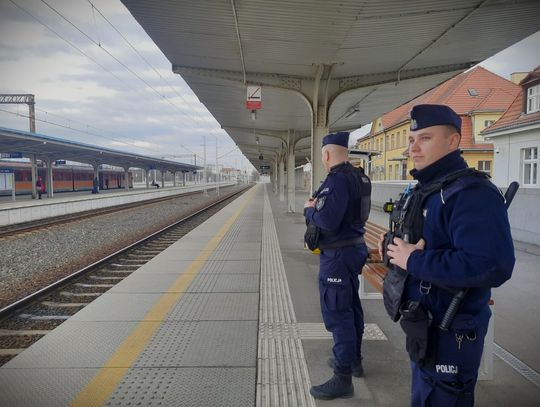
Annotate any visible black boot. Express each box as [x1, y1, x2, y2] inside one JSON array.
[[309, 373, 353, 400], [327, 357, 364, 377]]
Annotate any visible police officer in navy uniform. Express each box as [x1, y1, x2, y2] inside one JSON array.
[[304, 131, 371, 400], [380, 104, 515, 406]]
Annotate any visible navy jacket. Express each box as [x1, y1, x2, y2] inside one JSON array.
[[304, 162, 365, 246], [404, 150, 515, 319]]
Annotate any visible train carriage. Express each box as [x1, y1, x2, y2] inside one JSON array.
[[0, 160, 132, 195]]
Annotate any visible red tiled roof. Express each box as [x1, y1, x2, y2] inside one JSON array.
[[483, 65, 540, 134], [370, 66, 519, 143]]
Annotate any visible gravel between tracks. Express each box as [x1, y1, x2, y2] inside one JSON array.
[[0, 186, 247, 309]]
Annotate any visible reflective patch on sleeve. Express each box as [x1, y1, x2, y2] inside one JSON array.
[[315, 196, 326, 211]]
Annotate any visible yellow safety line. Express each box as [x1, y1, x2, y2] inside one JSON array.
[[70, 185, 258, 407]]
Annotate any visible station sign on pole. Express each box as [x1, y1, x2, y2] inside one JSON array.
[[246, 86, 262, 110]]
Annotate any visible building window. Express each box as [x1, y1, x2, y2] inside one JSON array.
[[484, 120, 495, 128], [468, 88, 479, 96], [477, 160, 491, 174], [522, 147, 538, 185], [527, 84, 540, 114]]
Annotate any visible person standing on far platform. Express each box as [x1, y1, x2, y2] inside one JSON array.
[[92, 177, 99, 194], [380, 104, 515, 406], [36, 176, 45, 199], [304, 131, 372, 400]]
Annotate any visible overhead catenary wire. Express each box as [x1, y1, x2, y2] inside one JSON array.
[[86, 0, 208, 126], [6, 0, 207, 161], [7, 0, 138, 94], [39, 0, 201, 125], [0, 107, 164, 154], [2, 106, 205, 162]]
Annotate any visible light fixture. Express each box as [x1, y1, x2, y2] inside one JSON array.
[[251, 110, 257, 121], [259, 154, 264, 160], [345, 106, 360, 119], [256, 136, 260, 145]]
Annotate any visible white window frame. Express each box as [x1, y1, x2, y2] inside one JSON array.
[[527, 84, 540, 114], [477, 160, 491, 174], [521, 147, 538, 186]]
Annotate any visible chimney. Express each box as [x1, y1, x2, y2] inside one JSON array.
[[510, 72, 528, 84]]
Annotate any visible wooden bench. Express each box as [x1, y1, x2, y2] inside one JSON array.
[[360, 221, 389, 298], [360, 220, 495, 380]]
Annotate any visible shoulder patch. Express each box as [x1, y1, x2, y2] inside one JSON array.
[[315, 196, 326, 211]]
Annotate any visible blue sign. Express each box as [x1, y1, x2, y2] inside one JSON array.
[[55, 160, 66, 165], [259, 165, 270, 170], [0, 168, 14, 173], [7, 152, 23, 158]]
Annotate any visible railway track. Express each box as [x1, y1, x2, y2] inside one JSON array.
[[0, 185, 252, 367]]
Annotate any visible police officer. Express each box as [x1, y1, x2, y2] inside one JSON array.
[[304, 131, 371, 400], [380, 104, 515, 406]]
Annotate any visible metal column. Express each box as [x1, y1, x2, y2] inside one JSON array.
[[46, 158, 54, 198], [30, 154, 37, 199], [124, 167, 130, 191], [287, 132, 296, 212], [279, 155, 285, 202]]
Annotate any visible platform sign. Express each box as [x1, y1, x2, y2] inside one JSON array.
[[1, 152, 23, 158], [246, 85, 262, 110], [259, 165, 270, 170], [55, 160, 66, 165]]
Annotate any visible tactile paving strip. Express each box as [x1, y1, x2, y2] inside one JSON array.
[[106, 367, 255, 407], [168, 293, 259, 321], [187, 273, 260, 293], [296, 322, 388, 340], [257, 186, 316, 407]]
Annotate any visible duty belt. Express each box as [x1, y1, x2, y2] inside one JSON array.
[[319, 236, 365, 249]]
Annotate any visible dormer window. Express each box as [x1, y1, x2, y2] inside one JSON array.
[[468, 88, 478, 96], [526, 84, 540, 114]]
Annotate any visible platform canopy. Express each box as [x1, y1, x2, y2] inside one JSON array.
[[0, 127, 201, 173], [121, 0, 540, 177]]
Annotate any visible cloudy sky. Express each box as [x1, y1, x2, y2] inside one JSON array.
[[1, 0, 539, 168]]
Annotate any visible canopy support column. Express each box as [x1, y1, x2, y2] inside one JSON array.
[[46, 158, 54, 198], [30, 154, 37, 199], [287, 130, 296, 212]]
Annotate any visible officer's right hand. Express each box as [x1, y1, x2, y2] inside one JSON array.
[[304, 198, 316, 209], [378, 232, 385, 259]]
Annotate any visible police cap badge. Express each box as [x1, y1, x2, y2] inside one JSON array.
[[410, 104, 461, 133]]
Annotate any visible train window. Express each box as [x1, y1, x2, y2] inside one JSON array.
[[15, 171, 23, 182], [21, 170, 30, 181]]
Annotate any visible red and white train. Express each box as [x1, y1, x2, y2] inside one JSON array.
[[0, 160, 132, 195]]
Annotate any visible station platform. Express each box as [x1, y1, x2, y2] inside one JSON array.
[[1, 183, 539, 406], [0, 182, 235, 227]]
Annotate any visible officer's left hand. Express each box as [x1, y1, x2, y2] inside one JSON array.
[[387, 237, 426, 270]]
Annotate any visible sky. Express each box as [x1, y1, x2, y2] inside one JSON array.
[[1, 0, 539, 168]]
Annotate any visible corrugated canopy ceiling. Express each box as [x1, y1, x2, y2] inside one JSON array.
[[121, 0, 540, 172]]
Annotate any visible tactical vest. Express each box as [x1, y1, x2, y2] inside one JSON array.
[[304, 164, 371, 251], [382, 168, 499, 322], [342, 165, 371, 226]]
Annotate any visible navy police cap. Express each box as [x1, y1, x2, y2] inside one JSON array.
[[322, 131, 349, 148], [410, 104, 461, 133]]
